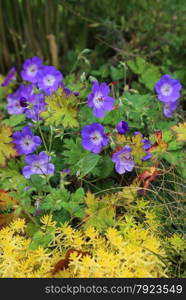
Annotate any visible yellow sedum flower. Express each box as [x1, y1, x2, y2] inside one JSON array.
[[0, 215, 178, 278], [40, 214, 57, 228]]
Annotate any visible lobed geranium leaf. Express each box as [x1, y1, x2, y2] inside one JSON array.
[[76, 153, 100, 178], [127, 57, 161, 91], [40, 87, 79, 128]]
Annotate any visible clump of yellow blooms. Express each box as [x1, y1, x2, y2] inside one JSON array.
[[0, 218, 56, 278], [0, 216, 169, 278]]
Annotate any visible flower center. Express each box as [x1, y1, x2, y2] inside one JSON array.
[[15, 100, 21, 108], [20, 97, 28, 108], [119, 152, 131, 162], [93, 92, 104, 108], [161, 83, 172, 96], [33, 161, 42, 170], [21, 136, 34, 150], [90, 131, 103, 145], [43, 75, 55, 86], [27, 64, 38, 76], [164, 102, 172, 111]]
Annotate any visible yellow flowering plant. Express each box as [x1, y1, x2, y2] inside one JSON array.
[[1, 211, 184, 278]]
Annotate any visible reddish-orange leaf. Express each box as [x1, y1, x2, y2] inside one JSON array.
[[51, 249, 91, 275], [138, 167, 160, 195], [0, 190, 17, 228]]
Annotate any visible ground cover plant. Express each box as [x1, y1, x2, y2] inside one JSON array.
[[0, 53, 185, 278]]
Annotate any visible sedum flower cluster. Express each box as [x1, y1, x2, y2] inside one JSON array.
[[0, 219, 56, 278], [0, 216, 169, 278]]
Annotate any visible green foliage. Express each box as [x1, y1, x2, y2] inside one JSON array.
[[41, 188, 70, 211], [1, 0, 186, 78], [9, 184, 35, 215], [2, 114, 26, 128], [63, 138, 101, 177], [63, 138, 87, 174], [29, 227, 55, 250], [163, 151, 186, 179], [83, 192, 116, 231], [0, 158, 27, 190], [91, 155, 114, 179], [149, 128, 186, 178], [76, 153, 100, 178], [40, 87, 79, 128], [114, 92, 158, 131], [127, 57, 161, 91], [41, 187, 85, 219], [79, 106, 98, 127]]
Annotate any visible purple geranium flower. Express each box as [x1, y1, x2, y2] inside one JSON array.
[[12, 126, 41, 155], [7, 84, 36, 115], [1, 67, 16, 87], [163, 101, 178, 118], [81, 123, 108, 153], [22, 152, 55, 179], [134, 131, 143, 137], [7, 92, 26, 115], [117, 120, 129, 134], [142, 139, 152, 161], [25, 93, 46, 121], [88, 81, 114, 118], [112, 145, 135, 174], [37, 66, 63, 95], [74, 91, 79, 97], [62, 168, 70, 174], [59, 82, 79, 98], [19, 84, 36, 102], [155, 74, 182, 103], [21, 56, 43, 83]]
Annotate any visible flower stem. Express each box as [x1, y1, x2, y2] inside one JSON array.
[[38, 123, 48, 152]]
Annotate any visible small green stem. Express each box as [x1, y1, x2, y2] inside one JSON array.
[[49, 126, 53, 153], [80, 177, 102, 191], [38, 123, 48, 152], [24, 210, 38, 225]]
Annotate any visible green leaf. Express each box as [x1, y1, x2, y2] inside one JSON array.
[[2, 114, 26, 127], [76, 153, 100, 177], [29, 174, 48, 191], [127, 57, 146, 74], [162, 130, 173, 143], [92, 155, 114, 178], [79, 106, 98, 127], [29, 230, 53, 250], [83, 192, 115, 231], [162, 151, 186, 179], [63, 138, 87, 174], [154, 120, 177, 130], [41, 188, 70, 211], [168, 140, 183, 151], [140, 65, 161, 91], [127, 57, 161, 91], [71, 187, 84, 203], [110, 65, 124, 81], [40, 87, 79, 128], [63, 138, 101, 177], [25, 223, 40, 237]]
